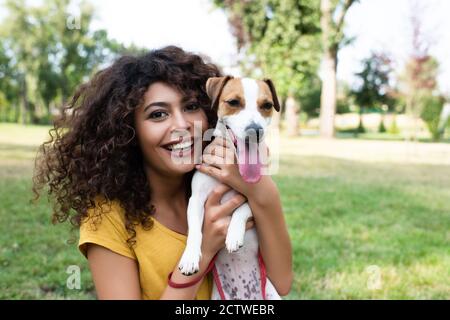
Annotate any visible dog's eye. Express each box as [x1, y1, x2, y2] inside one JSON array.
[[261, 102, 273, 110], [226, 99, 241, 107]]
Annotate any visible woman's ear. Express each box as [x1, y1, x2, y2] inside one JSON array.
[[263, 78, 281, 112], [206, 76, 233, 110]]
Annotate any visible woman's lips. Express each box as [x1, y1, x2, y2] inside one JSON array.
[[161, 146, 193, 156], [161, 140, 196, 159]]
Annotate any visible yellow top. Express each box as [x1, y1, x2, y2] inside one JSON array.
[[78, 199, 212, 300]]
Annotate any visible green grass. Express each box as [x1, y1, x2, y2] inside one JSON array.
[[0, 123, 95, 299], [336, 131, 450, 143], [277, 156, 449, 299], [0, 123, 449, 299]]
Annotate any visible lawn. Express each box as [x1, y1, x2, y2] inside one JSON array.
[[0, 123, 449, 299]]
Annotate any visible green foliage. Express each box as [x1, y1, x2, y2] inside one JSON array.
[[356, 116, 366, 133], [399, 55, 440, 119], [336, 99, 351, 114], [388, 114, 400, 135], [0, 33, 21, 122], [300, 77, 322, 117], [420, 95, 445, 141], [212, 0, 322, 113], [352, 52, 396, 112], [336, 82, 354, 114], [378, 117, 387, 133], [0, 0, 144, 125]]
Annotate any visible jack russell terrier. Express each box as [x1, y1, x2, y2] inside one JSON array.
[[178, 76, 281, 300]]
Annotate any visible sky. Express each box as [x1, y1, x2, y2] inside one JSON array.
[[87, 0, 238, 71], [339, 0, 450, 93], [1, 0, 450, 94]]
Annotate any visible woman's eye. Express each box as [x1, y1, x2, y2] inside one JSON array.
[[185, 104, 200, 112], [226, 99, 240, 107], [148, 111, 168, 120], [261, 102, 273, 110]]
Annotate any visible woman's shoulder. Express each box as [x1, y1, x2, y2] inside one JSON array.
[[79, 195, 135, 259], [81, 195, 127, 231]]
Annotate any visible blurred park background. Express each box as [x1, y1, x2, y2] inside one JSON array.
[[0, 0, 449, 299]]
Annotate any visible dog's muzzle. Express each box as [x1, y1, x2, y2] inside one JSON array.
[[244, 122, 264, 144]]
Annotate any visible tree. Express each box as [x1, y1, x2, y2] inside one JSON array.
[[0, 0, 36, 124], [420, 95, 445, 141], [0, 0, 139, 124], [398, 1, 440, 140], [319, 0, 357, 138], [399, 55, 439, 139], [0, 42, 20, 122], [352, 52, 395, 133], [211, 0, 322, 135]]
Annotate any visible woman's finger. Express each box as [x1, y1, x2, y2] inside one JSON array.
[[204, 144, 235, 159], [204, 183, 232, 207], [218, 193, 247, 214], [196, 163, 222, 180], [210, 145, 225, 157], [212, 136, 234, 149], [203, 143, 215, 156], [202, 154, 226, 168], [245, 220, 255, 230]]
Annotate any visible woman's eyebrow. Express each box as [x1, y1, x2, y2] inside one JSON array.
[[181, 96, 198, 105], [144, 101, 170, 112]]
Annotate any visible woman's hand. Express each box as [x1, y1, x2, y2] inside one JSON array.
[[197, 135, 270, 199], [200, 183, 254, 258], [197, 136, 249, 196]]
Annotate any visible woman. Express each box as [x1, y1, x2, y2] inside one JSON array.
[[33, 46, 292, 299]]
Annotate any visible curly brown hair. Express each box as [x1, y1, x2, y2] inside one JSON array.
[[32, 46, 222, 245]]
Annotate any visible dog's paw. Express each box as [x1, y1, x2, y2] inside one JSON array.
[[225, 228, 245, 253], [178, 247, 202, 276]]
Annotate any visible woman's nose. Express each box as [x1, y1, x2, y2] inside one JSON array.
[[171, 110, 191, 132]]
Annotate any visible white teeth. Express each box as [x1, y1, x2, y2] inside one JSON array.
[[166, 141, 193, 151]]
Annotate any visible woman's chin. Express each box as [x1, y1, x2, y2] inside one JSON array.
[[170, 161, 196, 174]]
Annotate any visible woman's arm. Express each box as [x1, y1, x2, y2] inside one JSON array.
[[87, 243, 216, 300], [87, 244, 142, 299], [160, 250, 216, 300], [245, 176, 293, 296]]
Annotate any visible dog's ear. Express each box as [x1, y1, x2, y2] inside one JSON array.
[[206, 76, 233, 109], [263, 78, 280, 112]]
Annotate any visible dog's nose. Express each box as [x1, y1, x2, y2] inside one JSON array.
[[244, 123, 264, 143]]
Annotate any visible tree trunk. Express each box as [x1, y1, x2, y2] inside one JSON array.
[[319, 50, 337, 138], [14, 102, 20, 123], [285, 94, 300, 137], [20, 76, 28, 124], [319, 0, 337, 138], [406, 95, 419, 141]]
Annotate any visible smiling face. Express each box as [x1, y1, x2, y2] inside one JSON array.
[[134, 82, 208, 177]]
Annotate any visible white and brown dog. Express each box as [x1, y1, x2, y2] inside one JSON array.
[[178, 76, 281, 300]]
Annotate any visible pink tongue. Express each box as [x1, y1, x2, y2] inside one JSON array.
[[237, 139, 262, 183]]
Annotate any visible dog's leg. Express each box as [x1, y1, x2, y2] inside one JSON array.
[[225, 202, 252, 253], [178, 195, 205, 275]]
